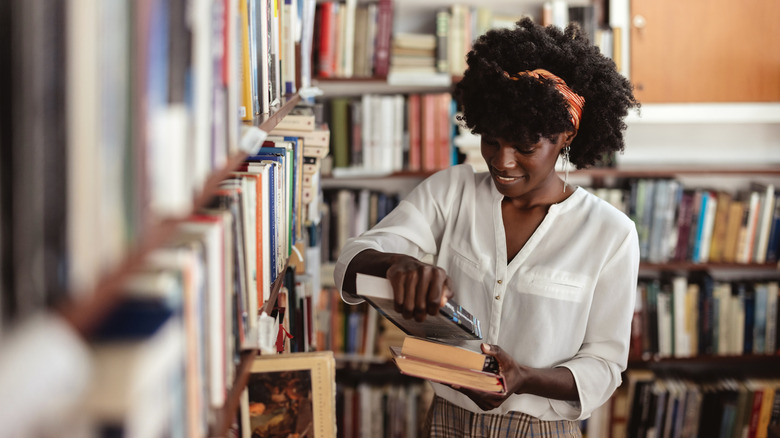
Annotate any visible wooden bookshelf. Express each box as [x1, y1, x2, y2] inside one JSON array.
[[572, 165, 780, 179], [323, 165, 780, 182], [58, 95, 302, 339], [629, 354, 780, 378], [639, 262, 780, 272]]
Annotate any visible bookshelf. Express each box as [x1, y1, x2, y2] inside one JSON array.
[[58, 96, 302, 338], [308, 0, 780, 436], [1, 0, 333, 436]]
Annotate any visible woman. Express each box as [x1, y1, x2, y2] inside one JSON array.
[[334, 17, 640, 437]]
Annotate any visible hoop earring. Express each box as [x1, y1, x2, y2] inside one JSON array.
[[562, 146, 571, 193]]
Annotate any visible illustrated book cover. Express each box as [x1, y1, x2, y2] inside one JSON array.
[[245, 351, 336, 438]]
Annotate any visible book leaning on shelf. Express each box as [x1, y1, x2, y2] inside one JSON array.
[[354, 273, 483, 340], [390, 336, 506, 394], [239, 351, 337, 438]]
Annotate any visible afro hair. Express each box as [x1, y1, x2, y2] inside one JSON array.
[[454, 17, 639, 169]]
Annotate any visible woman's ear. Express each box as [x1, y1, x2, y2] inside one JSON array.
[[561, 129, 577, 149]]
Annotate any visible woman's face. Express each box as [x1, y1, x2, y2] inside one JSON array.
[[480, 133, 569, 201]]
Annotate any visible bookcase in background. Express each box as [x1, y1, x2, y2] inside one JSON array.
[[303, 0, 780, 436]]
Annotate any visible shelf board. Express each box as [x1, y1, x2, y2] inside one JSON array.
[[313, 77, 452, 96], [322, 165, 780, 183], [572, 165, 780, 178], [639, 261, 780, 271], [251, 94, 301, 130], [629, 354, 780, 377], [58, 94, 302, 338], [625, 103, 780, 124]]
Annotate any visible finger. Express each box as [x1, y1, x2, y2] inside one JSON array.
[[481, 343, 502, 358], [414, 268, 432, 322], [426, 269, 447, 315], [443, 277, 454, 301], [402, 270, 418, 319], [388, 272, 406, 314]]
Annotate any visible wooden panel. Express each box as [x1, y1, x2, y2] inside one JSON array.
[[630, 0, 780, 103]]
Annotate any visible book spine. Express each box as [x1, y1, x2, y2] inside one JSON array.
[[281, 0, 297, 94], [435, 9, 449, 73], [407, 94, 421, 172], [373, 0, 393, 77]]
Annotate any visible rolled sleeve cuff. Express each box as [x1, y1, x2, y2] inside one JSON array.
[[551, 357, 623, 421]]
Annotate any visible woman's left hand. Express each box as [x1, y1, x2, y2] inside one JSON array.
[[452, 343, 528, 411]]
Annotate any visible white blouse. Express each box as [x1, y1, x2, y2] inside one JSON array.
[[334, 164, 640, 421]]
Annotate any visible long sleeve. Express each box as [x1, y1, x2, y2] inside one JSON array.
[[550, 227, 640, 420]]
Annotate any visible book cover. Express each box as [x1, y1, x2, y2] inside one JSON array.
[[246, 351, 337, 438], [355, 273, 483, 340], [389, 345, 506, 394]]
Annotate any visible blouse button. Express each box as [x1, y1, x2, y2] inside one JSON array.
[[497, 280, 503, 284], [495, 295, 501, 300]]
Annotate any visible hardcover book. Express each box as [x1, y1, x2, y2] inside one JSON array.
[[354, 273, 483, 340], [389, 339, 505, 393]]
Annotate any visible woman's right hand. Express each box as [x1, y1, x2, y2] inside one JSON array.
[[385, 255, 453, 322]]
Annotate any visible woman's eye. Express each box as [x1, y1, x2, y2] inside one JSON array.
[[515, 146, 535, 154]]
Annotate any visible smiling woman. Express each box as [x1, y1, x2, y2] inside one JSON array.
[[334, 17, 641, 438]]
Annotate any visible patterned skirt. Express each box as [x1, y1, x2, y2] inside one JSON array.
[[424, 396, 582, 438]]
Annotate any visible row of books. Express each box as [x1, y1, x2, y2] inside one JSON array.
[[630, 275, 779, 360], [62, 117, 326, 435], [320, 188, 402, 263], [337, 380, 429, 438], [239, 0, 316, 120], [314, 0, 393, 79], [314, 289, 381, 358], [0, 0, 322, 332], [325, 92, 457, 176], [80, 176, 293, 436], [311, 0, 616, 82], [587, 180, 780, 265], [623, 371, 780, 438]]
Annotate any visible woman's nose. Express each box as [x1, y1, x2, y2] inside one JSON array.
[[492, 144, 517, 170]]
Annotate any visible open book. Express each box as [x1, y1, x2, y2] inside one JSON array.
[[355, 273, 483, 340], [390, 336, 506, 394]]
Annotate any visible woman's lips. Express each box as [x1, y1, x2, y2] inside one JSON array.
[[495, 174, 521, 183]]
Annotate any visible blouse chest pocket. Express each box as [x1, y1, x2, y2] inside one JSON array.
[[516, 268, 591, 303], [445, 245, 482, 280]]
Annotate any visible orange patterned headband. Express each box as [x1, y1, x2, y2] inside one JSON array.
[[503, 68, 585, 131]]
